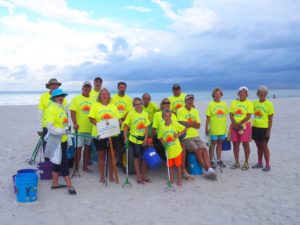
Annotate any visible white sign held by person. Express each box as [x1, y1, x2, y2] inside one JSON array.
[[96, 119, 120, 139]]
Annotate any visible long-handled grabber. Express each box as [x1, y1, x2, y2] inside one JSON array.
[[122, 139, 132, 188], [72, 130, 81, 178]]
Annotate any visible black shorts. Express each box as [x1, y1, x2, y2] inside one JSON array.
[[129, 141, 146, 158], [252, 127, 270, 142], [93, 138, 117, 151]]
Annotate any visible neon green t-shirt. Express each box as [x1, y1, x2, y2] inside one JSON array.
[[206, 100, 228, 135], [38, 92, 68, 128], [157, 121, 185, 159], [69, 94, 94, 133], [230, 99, 253, 123], [88, 102, 120, 137], [152, 111, 177, 132], [142, 102, 159, 124], [45, 103, 69, 142], [90, 89, 99, 102], [111, 94, 133, 119], [168, 93, 187, 114], [177, 107, 201, 139], [252, 99, 274, 128], [124, 110, 150, 144]]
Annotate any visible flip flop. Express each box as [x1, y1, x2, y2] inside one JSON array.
[[51, 184, 67, 189], [137, 180, 144, 185], [143, 178, 152, 183]]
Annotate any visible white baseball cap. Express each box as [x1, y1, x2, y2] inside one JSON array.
[[238, 86, 249, 94]]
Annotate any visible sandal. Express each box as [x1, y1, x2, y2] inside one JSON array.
[[51, 184, 67, 189], [143, 178, 152, 183], [241, 162, 250, 170], [252, 163, 263, 169], [183, 170, 195, 180], [137, 180, 144, 185], [68, 188, 77, 196], [230, 162, 240, 169]]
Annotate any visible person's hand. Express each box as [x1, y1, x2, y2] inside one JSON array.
[[142, 139, 147, 146], [173, 134, 178, 139], [73, 123, 79, 131], [266, 129, 271, 138], [37, 131, 43, 137], [205, 128, 209, 136], [147, 138, 153, 145]]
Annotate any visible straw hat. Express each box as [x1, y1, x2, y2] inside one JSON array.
[[45, 78, 62, 89]]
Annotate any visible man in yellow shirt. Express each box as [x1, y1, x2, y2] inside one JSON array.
[[177, 94, 216, 179], [168, 84, 187, 114], [69, 81, 94, 172], [111, 82, 133, 166], [90, 77, 102, 101], [37, 78, 67, 155]]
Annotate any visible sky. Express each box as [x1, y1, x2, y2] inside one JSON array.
[[0, 0, 300, 92]]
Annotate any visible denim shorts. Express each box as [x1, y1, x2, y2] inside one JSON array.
[[210, 134, 226, 141]]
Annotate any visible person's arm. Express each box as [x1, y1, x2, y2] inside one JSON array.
[[123, 124, 129, 144], [205, 116, 210, 135], [159, 138, 165, 147], [266, 114, 273, 137], [89, 117, 97, 126], [70, 110, 79, 131], [230, 113, 235, 125], [143, 126, 148, 146], [191, 121, 200, 129], [177, 127, 187, 137], [236, 113, 251, 126]]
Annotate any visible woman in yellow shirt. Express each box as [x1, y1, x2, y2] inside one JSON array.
[[252, 86, 274, 171], [88, 88, 120, 184]]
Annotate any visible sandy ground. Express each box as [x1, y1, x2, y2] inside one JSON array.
[[0, 98, 300, 225]]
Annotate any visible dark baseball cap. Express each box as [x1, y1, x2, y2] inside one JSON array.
[[172, 83, 181, 89]]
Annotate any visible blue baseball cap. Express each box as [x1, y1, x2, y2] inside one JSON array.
[[50, 88, 68, 101]]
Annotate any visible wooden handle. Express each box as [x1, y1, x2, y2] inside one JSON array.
[[109, 137, 119, 183]]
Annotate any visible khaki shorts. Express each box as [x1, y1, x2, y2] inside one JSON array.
[[183, 137, 206, 152], [76, 133, 92, 148]]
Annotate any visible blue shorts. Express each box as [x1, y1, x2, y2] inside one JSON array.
[[210, 134, 226, 141]]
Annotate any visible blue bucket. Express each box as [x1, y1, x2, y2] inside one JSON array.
[[222, 138, 231, 151], [187, 153, 203, 175], [17, 169, 37, 174], [142, 147, 162, 169], [15, 172, 38, 203]]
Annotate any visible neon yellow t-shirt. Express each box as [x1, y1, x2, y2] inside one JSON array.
[[252, 100, 274, 128], [206, 100, 228, 135], [157, 121, 185, 159], [69, 94, 94, 133], [90, 89, 99, 102], [168, 93, 187, 114], [142, 102, 159, 124], [88, 102, 120, 137], [45, 103, 69, 142], [111, 94, 133, 119], [38, 92, 67, 128], [230, 99, 253, 123], [177, 107, 201, 139], [124, 110, 150, 144], [152, 111, 177, 132]]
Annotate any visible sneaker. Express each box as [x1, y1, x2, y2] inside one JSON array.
[[231, 162, 240, 169], [205, 168, 217, 180], [211, 160, 216, 169], [217, 160, 226, 168], [68, 188, 77, 196], [263, 166, 271, 171], [241, 162, 250, 170], [183, 171, 195, 180], [252, 163, 263, 169]]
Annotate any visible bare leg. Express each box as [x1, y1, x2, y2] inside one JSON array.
[[181, 143, 187, 171], [75, 147, 82, 170], [98, 151, 105, 183], [83, 145, 92, 172], [262, 142, 270, 166], [216, 140, 223, 161], [195, 150, 206, 170], [63, 175, 73, 188], [233, 142, 240, 164], [141, 160, 148, 181], [242, 142, 250, 162], [169, 166, 174, 184], [177, 166, 182, 187], [52, 171, 59, 187], [210, 141, 217, 161], [200, 148, 212, 169], [134, 158, 142, 181], [254, 140, 263, 163]]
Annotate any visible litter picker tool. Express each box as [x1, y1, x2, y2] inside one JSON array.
[[164, 146, 175, 192], [26, 137, 43, 165], [122, 139, 132, 188], [72, 130, 81, 178]]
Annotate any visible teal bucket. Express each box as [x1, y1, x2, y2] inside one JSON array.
[[187, 153, 203, 175], [15, 172, 38, 203]]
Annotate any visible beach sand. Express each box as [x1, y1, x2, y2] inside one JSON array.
[[0, 98, 299, 225]]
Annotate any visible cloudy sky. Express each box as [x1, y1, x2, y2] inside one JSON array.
[[0, 0, 299, 92]]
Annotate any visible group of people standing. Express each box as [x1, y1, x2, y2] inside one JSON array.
[[37, 77, 274, 195]]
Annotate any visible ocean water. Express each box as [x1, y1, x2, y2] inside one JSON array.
[[0, 89, 299, 106]]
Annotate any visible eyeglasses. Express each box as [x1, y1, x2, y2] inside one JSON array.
[[134, 103, 142, 106], [162, 102, 170, 105]]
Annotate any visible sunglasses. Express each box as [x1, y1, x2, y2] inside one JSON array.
[[162, 102, 170, 105]]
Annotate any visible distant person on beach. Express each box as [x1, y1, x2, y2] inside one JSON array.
[[229, 86, 253, 170], [205, 87, 228, 168], [168, 84, 187, 115], [44, 89, 76, 195], [37, 79, 67, 155], [90, 77, 103, 101], [177, 94, 217, 179], [123, 97, 151, 185], [111, 82, 133, 167], [69, 81, 94, 173], [252, 85, 274, 171], [158, 109, 187, 187], [142, 93, 158, 137], [152, 98, 194, 180], [88, 88, 120, 183]]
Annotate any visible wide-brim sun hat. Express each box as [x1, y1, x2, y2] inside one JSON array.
[[46, 78, 62, 89], [237, 86, 249, 94], [50, 88, 68, 101]]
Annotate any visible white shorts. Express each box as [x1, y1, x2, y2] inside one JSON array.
[[75, 133, 92, 148]]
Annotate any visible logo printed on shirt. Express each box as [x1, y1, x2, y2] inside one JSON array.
[[81, 104, 91, 113], [101, 112, 113, 120], [234, 108, 244, 116], [175, 103, 183, 109], [254, 110, 264, 118], [136, 121, 146, 131]]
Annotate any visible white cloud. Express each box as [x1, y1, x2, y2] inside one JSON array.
[[152, 0, 218, 34], [124, 5, 152, 13]]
